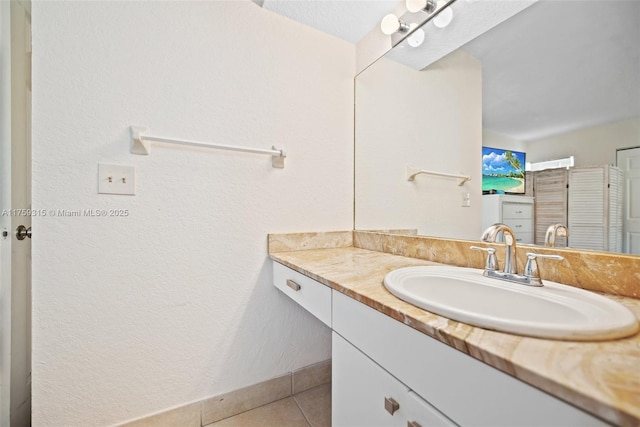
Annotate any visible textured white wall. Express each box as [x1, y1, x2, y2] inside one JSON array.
[[31, 2, 354, 425], [482, 129, 526, 153], [355, 51, 483, 239], [525, 117, 640, 167]]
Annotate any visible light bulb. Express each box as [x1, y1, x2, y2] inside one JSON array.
[[380, 14, 410, 35], [433, 6, 453, 28], [407, 28, 425, 48]]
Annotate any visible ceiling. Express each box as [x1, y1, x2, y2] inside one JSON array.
[[260, 0, 400, 44], [258, 0, 640, 142], [461, 0, 640, 141]]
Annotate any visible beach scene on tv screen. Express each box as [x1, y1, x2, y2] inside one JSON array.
[[482, 147, 525, 193]]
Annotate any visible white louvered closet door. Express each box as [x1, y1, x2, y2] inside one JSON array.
[[608, 167, 624, 253], [533, 169, 568, 246], [568, 165, 623, 251], [568, 167, 607, 250]]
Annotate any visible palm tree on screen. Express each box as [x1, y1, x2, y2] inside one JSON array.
[[505, 151, 524, 178]]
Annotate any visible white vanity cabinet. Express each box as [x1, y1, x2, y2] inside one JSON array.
[[272, 261, 611, 426], [482, 194, 534, 243]]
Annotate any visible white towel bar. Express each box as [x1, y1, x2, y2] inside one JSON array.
[[130, 126, 286, 168], [406, 166, 470, 186]]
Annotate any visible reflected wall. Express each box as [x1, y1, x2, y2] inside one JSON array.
[[355, 49, 482, 239]]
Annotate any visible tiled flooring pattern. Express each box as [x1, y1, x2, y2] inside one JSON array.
[[205, 383, 331, 427]]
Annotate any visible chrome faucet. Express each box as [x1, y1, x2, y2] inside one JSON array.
[[545, 223, 569, 247], [481, 223, 517, 274], [471, 223, 564, 287]]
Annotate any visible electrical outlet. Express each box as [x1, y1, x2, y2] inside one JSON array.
[[98, 164, 136, 195]]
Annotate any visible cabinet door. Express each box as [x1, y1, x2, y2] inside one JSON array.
[[333, 332, 409, 426], [333, 332, 455, 427]]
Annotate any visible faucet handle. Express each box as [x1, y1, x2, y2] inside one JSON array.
[[470, 246, 498, 271], [524, 252, 564, 286]]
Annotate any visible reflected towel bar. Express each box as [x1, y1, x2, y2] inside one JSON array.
[[406, 166, 470, 186], [130, 126, 286, 168]]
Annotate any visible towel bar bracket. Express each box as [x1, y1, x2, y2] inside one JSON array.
[[131, 126, 151, 155]]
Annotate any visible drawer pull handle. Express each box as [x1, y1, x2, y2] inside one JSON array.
[[384, 397, 400, 415], [286, 279, 301, 291], [408, 422, 422, 427]]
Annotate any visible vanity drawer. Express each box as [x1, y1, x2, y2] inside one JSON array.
[[273, 262, 332, 327], [502, 203, 533, 219], [514, 232, 533, 244], [503, 219, 532, 234]]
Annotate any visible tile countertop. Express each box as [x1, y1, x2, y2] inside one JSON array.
[[269, 246, 640, 427]]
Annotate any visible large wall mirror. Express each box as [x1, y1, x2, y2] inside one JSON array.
[[355, 0, 640, 255]]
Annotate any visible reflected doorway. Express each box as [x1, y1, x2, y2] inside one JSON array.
[[617, 146, 640, 255]]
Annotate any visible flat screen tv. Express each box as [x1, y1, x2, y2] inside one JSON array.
[[482, 146, 526, 194]]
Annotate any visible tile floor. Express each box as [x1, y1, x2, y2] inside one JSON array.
[[205, 383, 331, 427]]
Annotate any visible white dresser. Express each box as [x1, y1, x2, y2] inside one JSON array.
[[482, 194, 534, 244]]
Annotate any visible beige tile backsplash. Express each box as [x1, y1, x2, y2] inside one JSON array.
[[353, 230, 640, 299]]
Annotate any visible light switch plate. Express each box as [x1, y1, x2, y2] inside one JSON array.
[[98, 164, 136, 195], [462, 191, 471, 207]]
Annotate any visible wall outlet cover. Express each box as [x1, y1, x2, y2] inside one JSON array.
[[98, 164, 136, 195]]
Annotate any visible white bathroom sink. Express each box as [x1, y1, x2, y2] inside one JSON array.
[[383, 266, 639, 341]]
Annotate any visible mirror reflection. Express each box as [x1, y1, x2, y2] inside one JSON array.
[[355, 0, 640, 255]]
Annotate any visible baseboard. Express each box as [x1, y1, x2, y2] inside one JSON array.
[[119, 359, 331, 427]]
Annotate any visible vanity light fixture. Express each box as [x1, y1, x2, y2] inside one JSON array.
[[381, 13, 410, 35], [407, 27, 425, 47], [433, 5, 454, 28], [406, 0, 437, 14]]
